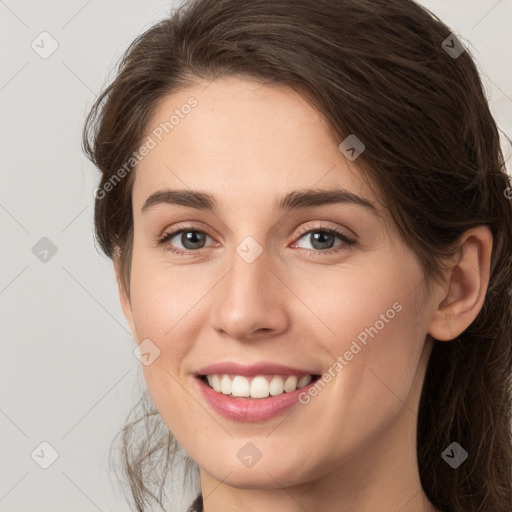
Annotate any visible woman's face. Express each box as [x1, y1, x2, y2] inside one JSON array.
[[119, 77, 440, 499]]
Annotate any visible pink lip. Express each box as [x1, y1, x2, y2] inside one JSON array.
[[194, 374, 320, 423], [194, 362, 320, 422], [196, 361, 315, 378]]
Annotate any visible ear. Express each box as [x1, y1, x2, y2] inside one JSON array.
[[113, 247, 137, 339], [428, 225, 493, 341]]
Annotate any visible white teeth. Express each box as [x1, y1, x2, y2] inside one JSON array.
[[231, 376, 250, 397], [251, 376, 270, 398], [212, 374, 221, 392], [284, 376, 298, 392], [269, 376, 284, 396], [297, 375, 312, 388], [220, 375, 232, 395], [204, 373, 314, 398]]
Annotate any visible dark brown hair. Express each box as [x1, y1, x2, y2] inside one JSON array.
[[82, 0, 512, 510]]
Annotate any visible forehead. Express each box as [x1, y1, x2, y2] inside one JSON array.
[[132, 77, 377, 213]]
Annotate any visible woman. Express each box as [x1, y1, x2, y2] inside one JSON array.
[[82, 0, 512, 511]]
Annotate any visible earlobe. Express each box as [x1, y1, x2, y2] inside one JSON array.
[[427, 225, 493, 342]]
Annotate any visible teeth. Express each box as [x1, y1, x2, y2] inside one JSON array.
[[297, 375, 313, 388], [212, 375, 221, 392], [284, 375, 298, 392], [232, 376, 250, 397], [251, 376, 270, 398], [220, 375, 232, 395], [204, 374, 314, 398], [269, 376, 284, 396]]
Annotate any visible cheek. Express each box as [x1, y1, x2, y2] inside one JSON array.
[[127, 252, 201, 400], [129, 248, 207, 341], [292, 251, 422, 351], [292, 251, 426, 421], [129, 258, 199, 436]]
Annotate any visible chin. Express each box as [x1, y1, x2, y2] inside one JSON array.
[[201, 454, 314, 489]]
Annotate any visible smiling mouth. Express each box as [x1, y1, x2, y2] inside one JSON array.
[[198, 373, 321, 399]]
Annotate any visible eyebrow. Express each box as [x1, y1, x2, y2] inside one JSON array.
[[141, 188, 377, 214]]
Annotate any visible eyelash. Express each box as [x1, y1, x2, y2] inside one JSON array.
[[157, 223, 356, 257]]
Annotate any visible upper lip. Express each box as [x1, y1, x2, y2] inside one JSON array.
[[196, 362, 318, 377]]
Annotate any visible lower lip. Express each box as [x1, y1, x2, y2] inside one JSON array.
[[195, 376, 317, 422]]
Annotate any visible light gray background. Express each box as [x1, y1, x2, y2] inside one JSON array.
[[1, 1, 511, 511]]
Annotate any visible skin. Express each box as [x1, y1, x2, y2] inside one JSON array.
[[114, 77, 492, 512]]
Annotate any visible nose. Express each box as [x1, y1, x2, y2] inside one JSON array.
[[209, 243, 290, 342]]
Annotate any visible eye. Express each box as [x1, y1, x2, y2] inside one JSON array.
[[158, 223, 356, 256], [292, 224, 356, 254], [158, 227, 214, 255]]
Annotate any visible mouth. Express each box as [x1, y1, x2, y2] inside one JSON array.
[[193, 361, 323, 422], [195, 372, 322, 422], [197, 373, 322, 399]]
